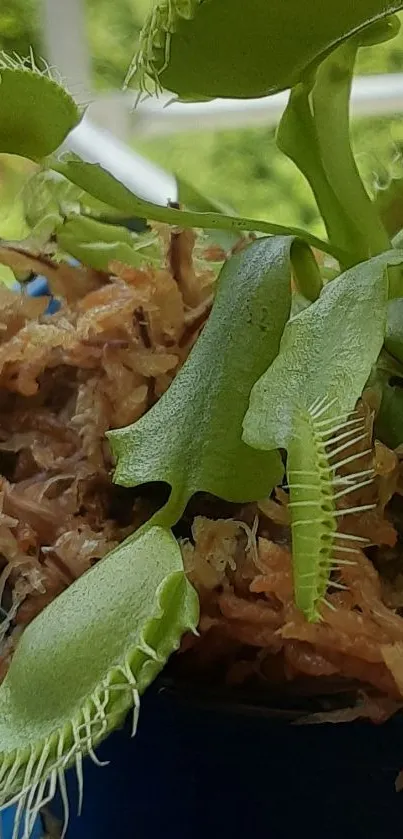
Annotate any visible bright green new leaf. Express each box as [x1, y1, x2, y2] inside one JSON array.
[[56, 216, 160, 271], [243, 251, 403, 452], [0, 525, 198, 832], [23, 170, 129, 233], [0, 58, 80, 161], [0, 155, 33, 240], [51, 153, 343, 259], [108, 236, 305, 524], [0, 264, 16, 288], [130, 1, 402, 100]]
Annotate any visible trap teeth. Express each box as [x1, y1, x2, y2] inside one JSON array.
[[288, 400, 375, 622]]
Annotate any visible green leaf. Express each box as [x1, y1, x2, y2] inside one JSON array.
[[177, 174, 241, 251], [0, 155, 33, 240], [291, 239, 323, 302], [385, 298, 403, 364], [277, 83, 363, 266], [130, 1, 402, 100], [23, 169, 129, 230], [0, 263, 16, 288], [0, 57, 80, 160], [177, 175, 234, 216], [375, 376, 403, 449], [243, 250, 403, 623], [56, 215, 160, 271], [108, 236, 304, 523], [51, 153, 344, 260], [311, 40, 390, 259], [0, 525, 198, 827], [243, 250, 403, 451]]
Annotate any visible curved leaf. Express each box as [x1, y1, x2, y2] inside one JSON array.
[[51, 153, 343, 260], [385, 298, 403, 364], [243, 250, 403, 451], [56, 216, 160, 271], [0, 525, 198, 832], [108, 236, 306, 523], [130, 1, 402, 100], [0, 58, 80, 161], [311, 40, 390, 260], [277, 83, 363, 265]]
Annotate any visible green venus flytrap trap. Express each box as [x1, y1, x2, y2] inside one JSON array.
[[1, 1, 403, 832], [285, 399, 375, 621], [0, 527, 199, 839]]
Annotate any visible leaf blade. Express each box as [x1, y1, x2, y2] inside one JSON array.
[[108, 236, 305, 522], [243, 250, 403, 451]]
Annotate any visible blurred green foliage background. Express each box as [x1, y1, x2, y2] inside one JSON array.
[[1, 1, 403, 234]]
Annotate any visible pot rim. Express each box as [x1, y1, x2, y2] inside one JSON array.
[[157, 674, 367, 722]]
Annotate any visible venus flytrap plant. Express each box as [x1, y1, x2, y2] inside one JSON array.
[[2, 1, 403, 831], [19, 170, 125, 250], [0, 63, 321, 822]]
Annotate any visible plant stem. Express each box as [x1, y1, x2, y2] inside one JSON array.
[[51, 158, 346, 262], [312, 39, 391, 259], [277, 84, 364, 267], [150, 486, 188, 530]]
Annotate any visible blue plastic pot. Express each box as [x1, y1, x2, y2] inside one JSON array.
[[3, 683, 403, 839], [13, 275, 61, 314]]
